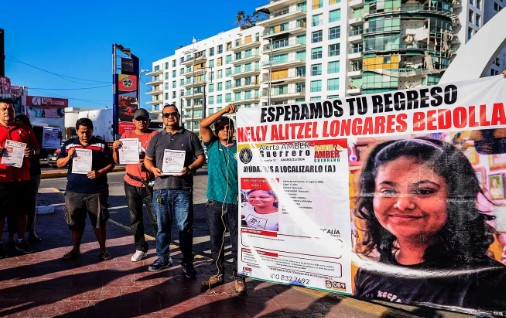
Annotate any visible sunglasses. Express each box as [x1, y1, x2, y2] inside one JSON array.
[[162, 112, 179, 118]]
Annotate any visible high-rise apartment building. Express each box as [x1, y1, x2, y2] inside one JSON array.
[[147, 0, 504, 133]]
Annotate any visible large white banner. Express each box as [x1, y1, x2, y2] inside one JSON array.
[[236, 75, 506, 315]]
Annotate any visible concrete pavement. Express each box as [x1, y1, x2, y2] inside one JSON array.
[[0, 169, 474, 317]]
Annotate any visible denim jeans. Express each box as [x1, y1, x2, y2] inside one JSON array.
[[124, 182, 158, 252], [152, 188, 194, 263], [206, 200, 239, 277]]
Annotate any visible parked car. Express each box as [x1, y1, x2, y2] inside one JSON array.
[[47, 149, 61, 168]]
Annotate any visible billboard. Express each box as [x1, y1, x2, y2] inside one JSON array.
[[236, 75, 506, 316]]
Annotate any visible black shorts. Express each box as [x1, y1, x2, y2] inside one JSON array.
[[0, 181, 31, 217], [64, 191, 109, 230]]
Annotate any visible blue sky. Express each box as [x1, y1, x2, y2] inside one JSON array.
[[1, 0, 264, 108]]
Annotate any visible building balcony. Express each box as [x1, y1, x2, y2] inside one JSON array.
[[231, 68, 261, 78], [349, 33, 363, 43], [182, 53, 207, 66], [348, 50, 363, 60], [255, 0, 299, 15], [146, 69, 163, 76], [349, 0, 363, 8], [259, 9, 306, 26], [265, 41, 306, 55], [232, 54, 261, 65], [147, 89, 163, 95], [261, 58, 305, 70], [348, 16, 364, 25], [237, 94, 261, 103], [263, 23, 306, 39], [347, 87, 362, 95], [147, 99, 161, 105], [263, 74, 305, 84], [183, 68, 206, 78], [348, 70, 362, 78], [270, 90, 304, 101], [232, 40, 261, 52], [146, 79, 163, 85], [231, 82, 260, 91]]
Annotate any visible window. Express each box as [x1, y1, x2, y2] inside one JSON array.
[[164, 83, 169, 90], [226, 67, 232, 76], [217, 69, 223, 79], [468, 10, 473, 23], [311, 63, 322, 76], [312, 0, 322, 9], [312, 14, 322, 26], [329, 9, 341, 23], [165, 93, 169, 100], [328, 61, 340, 74], [217, 95, 223, 103], [312, 47, 322, 59], [217, 82, 223, 91], [172, 70, 176, 78], [475, 14, 481, 27], [234, 92, 241, 100], [209, 83, 214, 92], [310, 80, 322, 92], [218, 45, 223, 54], [172, 60, 176, 67], [209, 47, 214, 57], [296, 66, 306, 76], [327, 78, 339, 91], [312, 30, 323, 43], [209, 96, 214, 105], [165, 73, 169, 80], [226, 55, 232, 63], [329, 44, 340, 56], [225, 93, 232, 102], [329, 26, 340, 40], [225, 80, 232, 89], [235, 79, 241, 87], [476, 0, 481, 9], [172, 91, 176, 99], [172, 81, 176, 88], [296, 83, 305, 92], [164, 62, 169, 70]]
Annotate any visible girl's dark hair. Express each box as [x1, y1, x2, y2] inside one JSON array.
[[355, 137, 494, 267]]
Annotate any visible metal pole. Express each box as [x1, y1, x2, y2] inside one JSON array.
[[268, 38, 273, 107], [112, 44, 118, 137]]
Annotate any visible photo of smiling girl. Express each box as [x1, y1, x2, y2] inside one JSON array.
[[241, 189, 279, 232]]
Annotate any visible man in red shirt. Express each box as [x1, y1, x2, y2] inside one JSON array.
[[0, 98, 40, 257], [112, 108, 158, 262]]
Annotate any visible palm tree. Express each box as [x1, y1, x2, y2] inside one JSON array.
[[236, 11, 245, 26]]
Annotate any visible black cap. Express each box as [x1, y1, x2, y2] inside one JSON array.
[[133, 108, 150, 120]]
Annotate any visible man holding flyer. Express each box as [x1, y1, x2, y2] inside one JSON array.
[[57, 118, 115, 261], [0, 98, 40, 257], [144, 104, 205, 276], [112, 108, 158, 262]]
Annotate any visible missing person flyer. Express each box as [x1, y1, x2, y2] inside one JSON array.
[[237, 139, 353, 293]]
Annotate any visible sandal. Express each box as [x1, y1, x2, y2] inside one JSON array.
[[62, 251, 81, 261], [99, 251, 112, 261]]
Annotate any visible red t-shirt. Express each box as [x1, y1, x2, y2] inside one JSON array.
[[121, 129, 158, 187], [0, 124, 40, 182]]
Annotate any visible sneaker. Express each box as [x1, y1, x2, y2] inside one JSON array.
[[131, 250, 147, 262], [182, 262, 197, 279], [15, 239, 33, 254], [234, 278, 247, 296], [201, 274, 224, 291], [28, 232, 42, 244], [148, 257, 172, 272]]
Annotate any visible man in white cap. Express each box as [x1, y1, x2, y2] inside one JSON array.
[[112, 108, 159, 262]]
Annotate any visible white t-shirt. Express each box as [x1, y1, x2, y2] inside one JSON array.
[[242, 204, 279, 231]]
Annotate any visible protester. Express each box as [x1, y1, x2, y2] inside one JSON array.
[[112, 108, 158, 262], [57, 118, 115, 261], [14, 114, 42, 243], [353, 137, 506, 312], [144, 104, 205, 276], [199, 104, 246, 295], [242, 190, 279, 231], [0, 99, 40, 257]]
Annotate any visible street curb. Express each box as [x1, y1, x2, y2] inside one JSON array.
[[41, 165, 126, 179]]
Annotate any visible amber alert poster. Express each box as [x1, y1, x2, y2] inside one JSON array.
[[236, 75, 506, 316]]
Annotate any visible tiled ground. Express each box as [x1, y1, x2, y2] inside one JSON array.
[[0, 191, 469, 318]]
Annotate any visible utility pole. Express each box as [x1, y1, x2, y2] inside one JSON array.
[[0, 28, 5, 77]]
